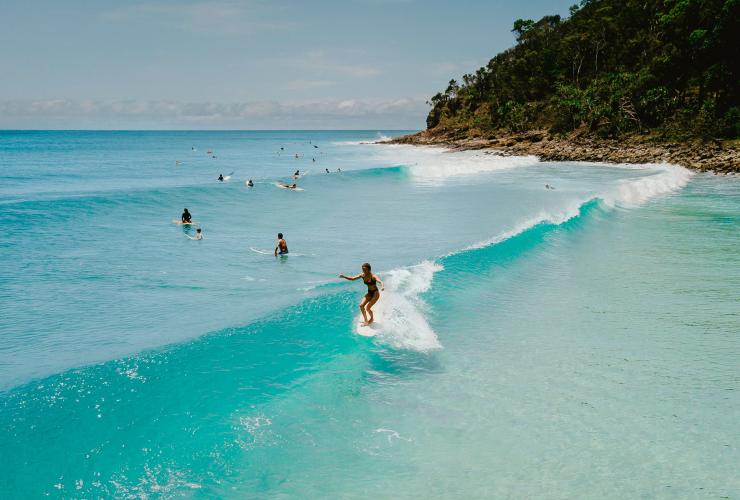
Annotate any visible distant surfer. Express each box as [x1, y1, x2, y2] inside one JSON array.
[[274, 233, 289, 256], [545, 184, 556, 190], [176, 160, 182, 165], [325, 168, 330, 173], [337, 168, 341, 173], [279, 182, 298, 189], [181, 208, 192, 224], [186, 228, 203, 240], [294, 169, 300, 177], [247, 179, 254, 187], [339, 263, 384, 326], [218, 174, 224, 181]]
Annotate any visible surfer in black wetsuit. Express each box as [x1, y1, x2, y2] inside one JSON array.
[[181, 208, 192, 223], [339, 262, 384, 326], [247, 179, 254, 187], [218, 174, 224, 181], [274, 233, 289, 256]]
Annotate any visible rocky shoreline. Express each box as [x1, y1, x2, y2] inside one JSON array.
[[386, 129, 740, 173]]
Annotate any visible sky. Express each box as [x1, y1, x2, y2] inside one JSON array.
[[0, 0, 574, 129]]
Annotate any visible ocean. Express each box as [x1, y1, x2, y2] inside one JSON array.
[[1, 130, 738, 498]]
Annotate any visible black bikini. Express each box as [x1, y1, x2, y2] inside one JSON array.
[[363, 275, 378, 298]]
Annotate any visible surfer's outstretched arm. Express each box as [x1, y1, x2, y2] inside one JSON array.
[[338, 274, 361, 281]]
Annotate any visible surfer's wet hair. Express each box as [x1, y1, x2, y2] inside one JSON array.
[[362, 263, 371, 271], [278, 233, 283, 238]]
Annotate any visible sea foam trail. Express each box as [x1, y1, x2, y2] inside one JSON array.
[[356, 261, 443, 351], [456, 163, 692, 254], [358, 162, 691, 352], [602, 162, 693, 207]]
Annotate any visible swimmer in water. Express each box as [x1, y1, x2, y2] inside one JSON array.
[[186, 228, 203, 240], [181, 208, 192, 224], [274, 233, 288, 256], [218, 174, 224, 181], [339, 263, 384, 326], [325, 168, 330, 173], [247, 179, 254, 187]]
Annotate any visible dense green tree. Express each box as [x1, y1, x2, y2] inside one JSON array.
[[426, 0, 740, 140]]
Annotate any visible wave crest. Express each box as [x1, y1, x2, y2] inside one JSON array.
[[358, 261, 443, 352]]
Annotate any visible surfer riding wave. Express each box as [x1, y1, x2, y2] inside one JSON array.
[[339, 262, 384, 326]]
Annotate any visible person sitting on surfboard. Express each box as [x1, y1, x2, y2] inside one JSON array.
[[181, 208, 192, 224], [247, 179, 254, 187], [274, 233, 289, 256], [186, 228, 203, 240], [218, 174, 224, 181], [339, 263, 384, 326]]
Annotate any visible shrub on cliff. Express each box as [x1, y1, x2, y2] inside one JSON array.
[[426, 0, 740, 140]]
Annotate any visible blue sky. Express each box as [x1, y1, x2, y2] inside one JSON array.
[[0, 0, 573, 129]]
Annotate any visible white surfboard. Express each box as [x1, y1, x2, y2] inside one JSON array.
[[274, 182, 304, 191], [249, 247, 273, 255], [355, 301, 384, 337], [356, 321, 379, 337]]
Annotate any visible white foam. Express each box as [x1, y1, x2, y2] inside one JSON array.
[[456, 202, 586, 256], [603, 163, 692, 207], [359, 261, 443, 352], [370, 145, 539, 182]]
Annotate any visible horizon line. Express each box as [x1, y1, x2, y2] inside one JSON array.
[[0, 128, 418, 132]]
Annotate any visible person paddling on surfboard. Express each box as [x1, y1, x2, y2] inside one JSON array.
[[339, 263, 384, 326], [181, 208, 192, 224], [274, 233, 289, 256]]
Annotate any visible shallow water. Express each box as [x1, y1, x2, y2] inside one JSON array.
[[0, 131, 737, 497]]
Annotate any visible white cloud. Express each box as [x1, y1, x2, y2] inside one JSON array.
[[0, 98, 429, 129]]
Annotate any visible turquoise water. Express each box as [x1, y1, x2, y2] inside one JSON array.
[[1, 131, 738, 498]]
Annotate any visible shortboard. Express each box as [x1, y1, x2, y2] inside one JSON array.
[[249, 247, 274, 255], [274, 182, 304, 191], [249, 247, 306, 257]]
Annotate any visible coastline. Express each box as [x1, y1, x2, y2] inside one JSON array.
[[386, 129, 740, 173]]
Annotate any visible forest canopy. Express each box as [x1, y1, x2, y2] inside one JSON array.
[[426, 0, 740, 140]]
